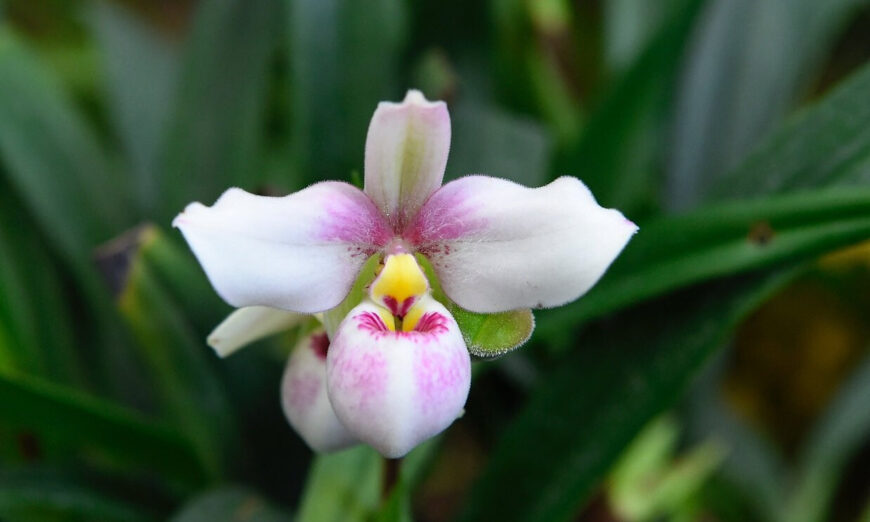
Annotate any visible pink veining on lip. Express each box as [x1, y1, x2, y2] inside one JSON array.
[[357, 311, 389, 333], [413, 312, 449, 334]]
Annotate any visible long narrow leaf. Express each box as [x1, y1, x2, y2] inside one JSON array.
[[0, 370, 205, 485]]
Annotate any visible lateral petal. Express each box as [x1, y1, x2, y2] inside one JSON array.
[[207, 306, 307, 357], [407, 176, 637, 313], [174, 183, 390, 313]]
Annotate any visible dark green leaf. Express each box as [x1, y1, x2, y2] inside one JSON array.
[[288, 0, 406, 185], [712, 60, 870, 199], [0, 468, 157, 522], [0, 27, 135, 272], [171, 487, 292, 522], [458, 270, 798, 522], [447, 100, 551, 188], [106, 226, 237, 480], [0, 187, 81, 384], [558, 0, 704, 212], [538, 187, 870, 344], [786, 350, 870, 522], [90, 3, 179, 215], [137, 226, 231, 335], [158, 0, 280, 222], [0, 370, 205, 485], [668, 0, 868, 208]]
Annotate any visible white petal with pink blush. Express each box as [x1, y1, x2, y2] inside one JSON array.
[[173, 182, 390, 314], [281, 329, 358, 453], [326, 297, 471, 458], [407, 175, 638, 313]]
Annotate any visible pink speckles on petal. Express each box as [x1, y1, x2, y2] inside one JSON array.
[[328, 344, 388, 411], [404, 182, 488, 246], [286, 373, 320, 413], [414, 343, 470, 417]]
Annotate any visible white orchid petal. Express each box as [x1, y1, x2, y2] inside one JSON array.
[[326, 297, 470, 458], [207, 306, 307, 358], [407, 176, 638, 313], [364, 90, 451, 230], [281, 329, 358, 453], [173, 183, 390, 313]]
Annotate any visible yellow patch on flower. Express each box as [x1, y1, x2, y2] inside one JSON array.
[[370, 253, 429, 316]]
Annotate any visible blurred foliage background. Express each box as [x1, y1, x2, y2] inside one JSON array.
[[0, 0, 869, 520]]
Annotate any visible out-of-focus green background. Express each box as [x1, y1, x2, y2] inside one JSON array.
[[0, 0, 869, 520]]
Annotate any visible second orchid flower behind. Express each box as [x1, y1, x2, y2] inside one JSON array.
[[174, 90, 637, 458]]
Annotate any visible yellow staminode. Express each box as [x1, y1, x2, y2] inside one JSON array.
[[402, 300, 426, 332], [377, 307, 396, 332], [370, 253, 429, 314]]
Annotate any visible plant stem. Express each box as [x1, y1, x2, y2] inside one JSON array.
[[382, 457, 402, 501]]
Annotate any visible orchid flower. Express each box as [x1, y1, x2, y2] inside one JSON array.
[[174, 90, 637, 458]]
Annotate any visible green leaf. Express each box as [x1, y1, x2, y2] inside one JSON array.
[[288, 0, 406, 185], [417, 255, 534, 358], [558, 0, 704, 212], [89, 2, 179, 215], [296, 446, 382, 522], [297, 439, 438, 522], [137, 226, 231, 335], [171, 487, 292, 522], [685, 380, 786, 521], [603, 0, 686, 72], [458, 270, 799, 522], [0, 469, 158, 522], [668, 0, 869, 208], [537, 187, 870, 344], [0, 29, 143, 396], [0, 186, 81, 384], [158, 0, 280, 222], [101, 226, 237, 480], [447, 99, 552, 188], [785, 350, 870, 522], [0, 370, 205, 485], [712, 60, 870, 200], [374, 438, 440, 522], [0, 27, 135, 273]]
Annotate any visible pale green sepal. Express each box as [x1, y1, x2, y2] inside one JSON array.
[[321, 254, 381, 339]]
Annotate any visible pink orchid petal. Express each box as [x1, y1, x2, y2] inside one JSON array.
[[326, 298, 471, 458], [407, 175, 638, 313], [281, 329, 358, 453], [364, 90, 451, 230], [174, 183, 390, 313]]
